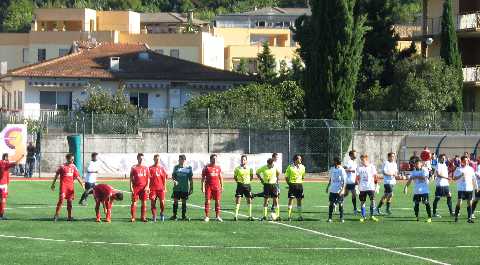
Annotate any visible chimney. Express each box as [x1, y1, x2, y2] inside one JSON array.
[[187, 10, 194, 23], [109, 57, 120, 71], [0, 62, 7, 75]]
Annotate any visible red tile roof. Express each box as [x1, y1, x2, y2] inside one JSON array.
[[7, 42, 253, 82]]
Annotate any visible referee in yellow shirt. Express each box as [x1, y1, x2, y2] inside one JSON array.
[[285, 154, 306, 221], [233, 155, 254, 221]]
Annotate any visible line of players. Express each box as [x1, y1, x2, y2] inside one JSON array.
[[335, 150, 480, 223], [46, 152, 304, 222], [1, 149, 478, 223]]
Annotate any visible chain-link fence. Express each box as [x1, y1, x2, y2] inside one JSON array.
[[4, 109, 480, 174]]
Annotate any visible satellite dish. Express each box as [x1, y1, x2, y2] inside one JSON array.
[[425, 37, 434, 46]]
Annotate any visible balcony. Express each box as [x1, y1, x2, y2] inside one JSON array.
[[458, 12, 480, 31], [410, 12, 480, 37], [463, 66, 480, 83]]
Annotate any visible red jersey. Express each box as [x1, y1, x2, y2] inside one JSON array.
[[149, 165, 168, 191], [202, 164, 222, 189], [0, 160, 15, 185], [93, 184, 114, 202], [56, 163, 80, 188], [130, 165, 150, 188]]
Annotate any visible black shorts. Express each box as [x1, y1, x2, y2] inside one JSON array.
[[263, 184, 278, 198], [346, 184, 356, 192], [329, 192, 344, 204], [476, 191, 480, 200], [435, 186, 450, 197], [171, 191, 189, 200], [413, 193, 429, 203], [383, 184, 394, 194], [359, 190, 375, 201], [458, 191, 473, 201], [85, 182, 96, 190], [288, 184, 304, 199], [235, 183, 252, 198]]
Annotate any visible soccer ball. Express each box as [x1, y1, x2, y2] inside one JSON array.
[[270, 212, 277, 221]]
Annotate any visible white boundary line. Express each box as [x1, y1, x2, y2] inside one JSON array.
[[180, 200, 451, 265], [0, 234, 478, 252]]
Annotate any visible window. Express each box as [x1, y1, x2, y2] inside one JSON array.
[[59, 48, 70, 57], [17, 91, 23, 110], [37, 49, 46, 62], [56, 92, 72, 110], [22, 48, 29, 63], [39, 91, 56, 110], [170, 49, 179, 58], [39, 91, 72, 110], [13, 91, 17, 110], [129, 92, 148, 108], [1, 90, 5, 108], [155, 49, 164, 55]]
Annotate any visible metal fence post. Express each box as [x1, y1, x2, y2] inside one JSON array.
[[288, 120, 291, 162], [207, 108, 211, 153], [91, 112, 94, 134], [166, 119, 169, 153], [248, 119, 251, 154]]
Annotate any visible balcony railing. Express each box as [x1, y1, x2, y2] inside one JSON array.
[[463, 66, 480, 83], [458, 12, 480, 31], [407, 12, 480, 36]]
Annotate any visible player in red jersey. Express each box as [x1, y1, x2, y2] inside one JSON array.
[[93, 184, 123, 223], [149, 154, 168, 222], [201, 154, 224, 222], [130, 153, 150, 222], [51, 153, 84, 222], [0, 153, 24, 220]]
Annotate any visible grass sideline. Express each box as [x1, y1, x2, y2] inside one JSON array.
[[0, 180, 478, 265]]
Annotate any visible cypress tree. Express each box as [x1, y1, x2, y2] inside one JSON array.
[[294, 0, 367, 120], [257, 41, 277, 84], [440, 0, 463, 112]]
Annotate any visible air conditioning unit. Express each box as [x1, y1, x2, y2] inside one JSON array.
[[110, 57, 120, 71]]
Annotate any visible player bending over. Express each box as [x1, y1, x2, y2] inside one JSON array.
[[432, 154, 453, 217], [356, 154, 379, 222], [472, 164, 480, 219], [0, 153, 24, 220], [93, 184, 123, 223], [343, 150, 358, 215], [202, 154, 224, 222], [233, 155, 254, 221], [377, 152, 398, 215], [285, 154, 306, 221], [149, 154, 168, 222], [257, 158, 280, 221], [326, 157, 347, 223], [452, 156, 478, 223], [403, 160, 432, 223], [170, 155, 193, 221], [51, 153, 84, 222], [130, 153, 150, 222]]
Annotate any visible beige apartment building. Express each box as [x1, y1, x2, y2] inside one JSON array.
[[418, 0, 480, 111], [0, 8, 224, 71]]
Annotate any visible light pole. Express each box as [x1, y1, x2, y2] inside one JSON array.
[[424, 37, 434, 59]]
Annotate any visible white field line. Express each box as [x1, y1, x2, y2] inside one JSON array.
[[178, 200, 451, 265], [0, 234, 479, 252]]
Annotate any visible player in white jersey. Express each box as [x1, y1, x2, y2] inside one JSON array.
[[403, 160, 432, 223], [472, 163, 480, 219], [432, 154, 453, 217], [356, 154, 379, 222], [376, 152, 398, 215], [343, 150, 358, 214], [326, 157, 347, 223], [453, 156, 478, 223]]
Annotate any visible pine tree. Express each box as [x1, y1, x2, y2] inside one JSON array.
[[294, 0, 367, 120], [440, 0, 463, 112], [257, 41, 277, 84], [235, 58, 249, 75]]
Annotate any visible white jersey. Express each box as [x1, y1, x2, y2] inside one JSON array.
[[454, 165, 476, 192], [435, 163, 449, 187], [382, 161, 398, 185], [357, 164, 377, 192], [344, 158, 357, 184], [410, 168, 430, 195], [85, 160, 100, 183], [476, 166, 480, 188], [329, 166, 346, 193]]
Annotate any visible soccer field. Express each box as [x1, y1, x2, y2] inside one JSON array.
[[1, 180, 478, 265]]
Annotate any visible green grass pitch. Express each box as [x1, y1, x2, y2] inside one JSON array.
[[0, 180, 478, 265]]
